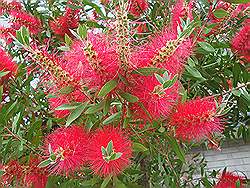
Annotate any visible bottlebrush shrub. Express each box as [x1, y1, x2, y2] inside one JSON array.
[[0, 0, 249, 187]]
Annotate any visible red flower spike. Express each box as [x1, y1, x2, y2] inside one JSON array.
[[0, 48, 17, 84], [44, 126, 89, 175], [23, 158, 48, 188], [169, 98, 223, 142], [131, 29, 192, 75], [128, 0, 149, 17], [0, 0, 22, 15], [87, 126, 132, 177], [231, 24, 250, 62], [215, 171, 246, 188], [49, 7, 80, 37], [0, 160, 23, 186], [10, 10, 41, 34], [63, 33, 119, 90], [171, 0, 186, 34], [131, 75, 179, 121]]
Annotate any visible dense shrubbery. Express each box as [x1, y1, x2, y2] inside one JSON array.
[[0, 0, 249, 187]]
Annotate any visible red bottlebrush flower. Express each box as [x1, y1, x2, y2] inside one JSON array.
[[131, 75, 179, 121], [49, 7, 80, 37], [0, 48, 17, 84], [231, 24, 250, 62], [0, 0, 22, 15], [169, 98, 223, 142], [87, 126, 132, 177], [0, 27, 16, 44], [44, 125, 88, 175], [63, 33, 119, 90], [23, 158, 48, 188], [128, 0, 149, 17], [9, 10, 41, 34], [171, 0, 185, 34], [215, 171, 246, 188], [0, 160, 23, 186], [131, 29, 192, 75]]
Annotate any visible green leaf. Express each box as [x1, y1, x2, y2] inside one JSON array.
[[59, 86, 74, 94], [82, 0, 105, 17], [213, 9, 228, 19], [132, 142, 148, 152], [55, 104, 79, 111], [85, 101, 105, 114], [12, 112, 21, 133], [155, 73, 165, 84], [201, 177, 212, 188], [98, 79, 118, 97], [106, 140, 113, 155], [132, 67, 166, 76], [77, 24, 87, 39], [101, 146, 108, 156], [58, 46, 70, 51], [198, 42, 215, 53], [119, 92, 139, 103], [185, 65, 206, 81], [64, 34, 72, 46], [222, 0, 250, 3], [0, 71, 10, 78], [100, 175, 111, 188], [163, 75, 178, 89], [20, 26, 30, 46], [103, 112, 121, 125], [37, 158, 54, 168], [232, 89, 241, 97], [0, 85, 3, 102], [66, 102, 88, 126], [166, 135, 186, 163], [236, 180, 241, 188]]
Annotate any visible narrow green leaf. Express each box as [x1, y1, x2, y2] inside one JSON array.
[[64, 34, 72, 46], [59, 86, 74, 94], [85, 101, 105, 114], [66, 102, 88, 126], [100, 175, 111, 188], [98, 79, 118, 97], [155, 73, 165, 84], [213, 9, 228, 19], [12, 112, 21, 133], [198, 42, 215, 53], [37, 159, 53, 168], [119, 92, 139, 103], [55, 104, 79, 111], [101, 146, 108, 156], [0, 85, 3, 102], [163, 75, 178, 89], [132, 142, 148, 152], [166, 135, 186, 163], [77, 24, 87, 39], [103, 112, 121, 125], [107, 140, 113, 155], [185, 65, 206, 81], [132, 67, 166, 76], [222, 0, 250, 3], [0, 71, 10, 78]]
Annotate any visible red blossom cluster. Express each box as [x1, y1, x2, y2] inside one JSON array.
[[49, 6, 80, 37], [0, 0, 41, 43], [215, 171, 246, 188], [43, 125, 131, 177], [231, 23, 250, 62], [0, 48, 17, 84], [128, 0, 149, 17], [0, 159, 48, 188]]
